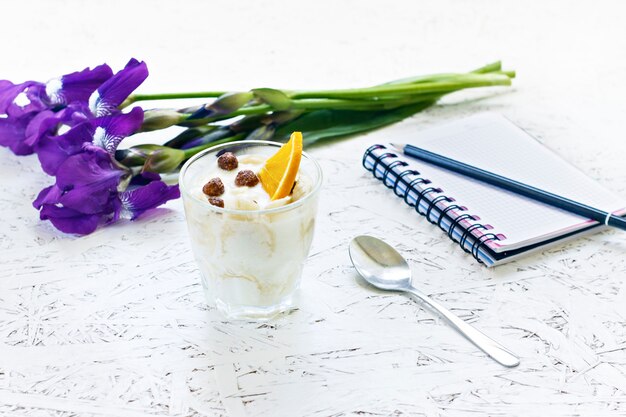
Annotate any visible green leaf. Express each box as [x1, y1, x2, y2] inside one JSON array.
[[252, 88, 292, 110], [272, 101, 435, 146]]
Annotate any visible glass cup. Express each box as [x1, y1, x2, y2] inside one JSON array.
[[179, 140, 322, 320]]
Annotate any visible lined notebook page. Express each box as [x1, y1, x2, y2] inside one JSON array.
[[396, 113, 626, 251]]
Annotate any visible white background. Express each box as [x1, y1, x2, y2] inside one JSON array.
[[1, 1, 626, 416]]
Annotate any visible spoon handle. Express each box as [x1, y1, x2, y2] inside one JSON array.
[[405, 285, 520, 368]]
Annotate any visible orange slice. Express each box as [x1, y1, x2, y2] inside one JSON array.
[[258, 132, 303, 200]]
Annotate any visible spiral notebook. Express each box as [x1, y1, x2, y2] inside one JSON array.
[[363, 113, 626, 266]]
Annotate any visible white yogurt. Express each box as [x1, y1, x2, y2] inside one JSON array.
[[182, 152, 318, 318]]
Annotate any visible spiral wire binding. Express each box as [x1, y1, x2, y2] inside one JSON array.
[[414, 187, 442, 216], [426, 195, 454, 224], [393, 170, 419, 197], [404, 177, 431, 205], [363, 144, 503, 263], [438, 204, 465, 229], [459, 224, 488, 253], [383, 160, 408, 188], [447, 213, 476, 240], [472, 233, 500, 260]]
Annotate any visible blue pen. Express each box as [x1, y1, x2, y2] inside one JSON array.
[[391, 143, 626, 231]]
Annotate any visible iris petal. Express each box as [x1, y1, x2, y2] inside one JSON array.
[[24, 109, 65, 147], [49, 64, 114, 105], [39, 204, 101, 235], [33, 185, 63, 209], [33, 147, 127, 234], [0, 114, 35, 155], [55, 148, 125, 214], [0, 81, 46, 117], [0, 81, 29, 113], [36, 122, 95, 175], [119, 179, 180, 220], [89, 59, 148, 117], [91, 107, 144, 155]]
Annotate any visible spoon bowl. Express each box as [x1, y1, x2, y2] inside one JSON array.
[[349, 235, 520, 368], [349, 235, 412, 291]]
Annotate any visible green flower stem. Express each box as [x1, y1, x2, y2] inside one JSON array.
[[381, 73, 466, 86], [383, 70, 515, 87], [471, 61, 502, 74], [121, 91, 227, 107], [176, 74, 511, 127], [290, 74, 512, 100], [177, 94, 446, 127], [115, 61, 515, 174], [121, 62, 509, 108], [382, 62, 504, 86], [493, 70, 515, 78]]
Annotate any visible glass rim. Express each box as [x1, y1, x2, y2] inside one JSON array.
[[179, 140, 323, 215]]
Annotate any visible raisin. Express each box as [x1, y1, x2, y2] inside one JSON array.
[[208, 196, 224, 208], [202, 177, 225, 196], [235, 170, 260, 187], [217, 152, 238, 171]]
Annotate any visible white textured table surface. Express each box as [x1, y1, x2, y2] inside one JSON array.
[[2, 1, 626, 416]]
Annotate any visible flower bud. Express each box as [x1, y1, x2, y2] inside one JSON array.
[[115, 144, 162, 167], [252, 88, 291, 110], [141, 109, 187, 132], [178, 128, 235, 150], [246, 124, 276, 141], [141, 147, 185, 173], [188, 92, 254, 120], [162, 125, 217, 148]]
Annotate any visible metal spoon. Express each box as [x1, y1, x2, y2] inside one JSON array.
[[349, 235, 520, 368]]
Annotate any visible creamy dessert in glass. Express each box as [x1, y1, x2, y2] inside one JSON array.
[[179, 135, 322, 320]]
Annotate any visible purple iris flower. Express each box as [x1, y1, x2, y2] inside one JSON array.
[[0, 64, 113, 116], [35, 106, 144, 175], [0, 59, 148, 156], [0, 64, 113, 155], [2, 58, 174, 235], [31, 59, 148, 160], [33, 146, 179, 235]]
